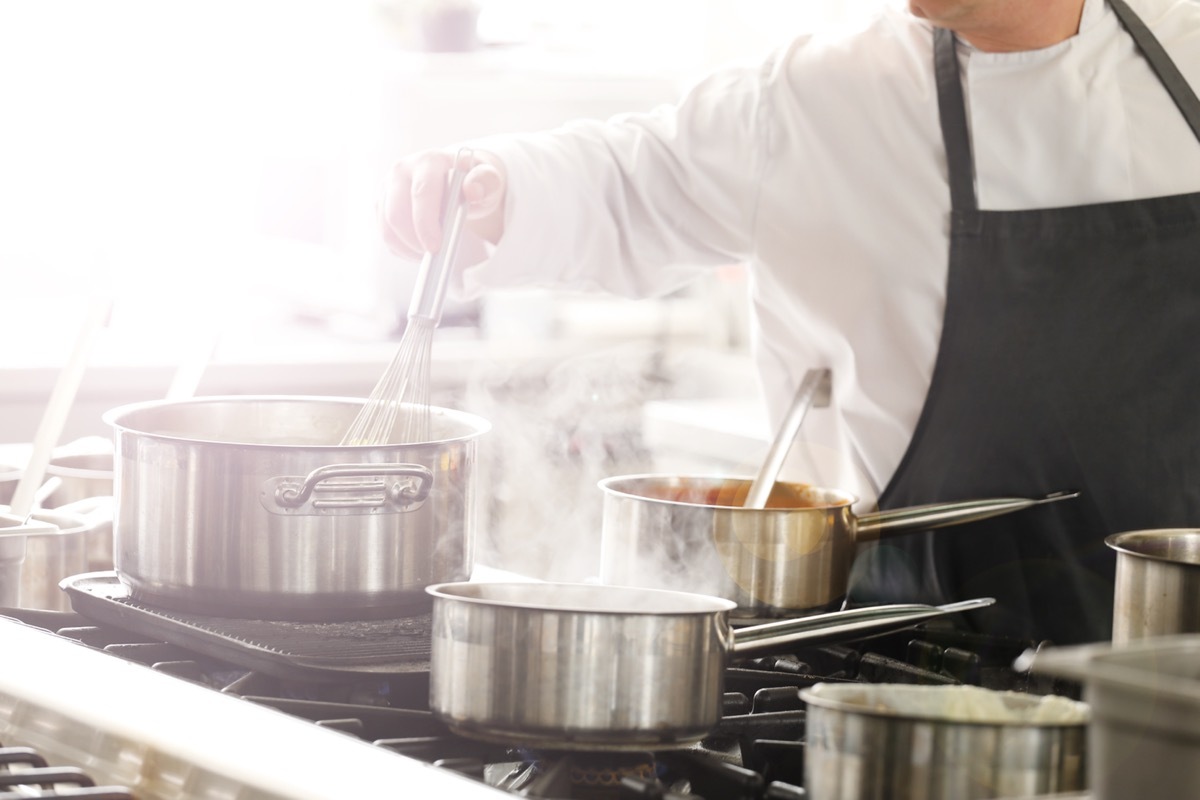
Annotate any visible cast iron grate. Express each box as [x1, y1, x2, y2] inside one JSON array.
[[60, 572, 431, 682], [0, 742, 134, 799]]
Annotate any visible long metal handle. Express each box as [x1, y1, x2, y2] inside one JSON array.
[[853, 491, 1080, 543], [743, 368, 832, 509], [730, 597, 995, 656], [407, 147, 472, 325]]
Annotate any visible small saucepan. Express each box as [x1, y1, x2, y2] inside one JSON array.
[[427, 581, 993, 750], [599, 474, 1076, 618]]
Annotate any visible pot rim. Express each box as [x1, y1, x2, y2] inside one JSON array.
[[102, 394, 492, 449], [46, 453, 114, 480], [1105, 528, 1200, 567], [427, 580, 737, 615], [799, 683, 1091, 728], [598, 472, 857, 511], [0, 506, 91, 538]]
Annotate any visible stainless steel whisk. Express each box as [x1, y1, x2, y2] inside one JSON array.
[[341, 149, 473, 446]]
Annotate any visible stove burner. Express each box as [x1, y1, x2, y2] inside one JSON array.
[[563, 752, 657, 800], [60, 572, 431, 681]]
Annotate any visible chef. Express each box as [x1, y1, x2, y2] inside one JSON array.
[[380, 0, 1200, 645]]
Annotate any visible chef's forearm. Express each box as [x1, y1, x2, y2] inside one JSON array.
[[463, 59, 775, 300]]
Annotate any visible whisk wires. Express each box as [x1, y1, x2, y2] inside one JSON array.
[[340, 316, 435, 446], [341, 147, 472, 446]]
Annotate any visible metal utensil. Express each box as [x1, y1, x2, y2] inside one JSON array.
[[729, 596, 995, 655], [341, 147, 473, 446], [743, 368, 832, 509], [9, 296, 111, 519]]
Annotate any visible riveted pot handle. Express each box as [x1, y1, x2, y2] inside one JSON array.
[[262, 463, 434, 516]]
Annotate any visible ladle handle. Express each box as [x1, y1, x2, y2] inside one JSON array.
[[9, 296, 111, 519], [744, 368, 832, 509]]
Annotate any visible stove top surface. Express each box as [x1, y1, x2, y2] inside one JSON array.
[[61, 572, 431, 680], [0, 586, 1083, 799]]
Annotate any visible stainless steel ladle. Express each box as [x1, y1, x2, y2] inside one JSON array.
[[743, 368, 833, 509]]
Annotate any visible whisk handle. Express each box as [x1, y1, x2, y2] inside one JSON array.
[[408, 148, 472, 324]]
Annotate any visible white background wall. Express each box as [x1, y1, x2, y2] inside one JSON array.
[[0, 0, 889, 578], [0, 0, 885, 442]]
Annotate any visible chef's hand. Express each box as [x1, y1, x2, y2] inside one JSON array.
[[380, 148, 507, 261]]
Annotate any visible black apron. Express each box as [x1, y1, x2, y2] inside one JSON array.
[[848, 0, 1200, 645]]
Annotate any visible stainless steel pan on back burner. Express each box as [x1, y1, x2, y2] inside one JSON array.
[[599, 474, 1077, 618], [104, 396, 490, 621]]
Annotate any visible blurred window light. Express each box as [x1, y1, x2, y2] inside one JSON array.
[[1, 0, 887, 350]]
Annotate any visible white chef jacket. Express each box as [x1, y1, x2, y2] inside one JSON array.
[[462, 0, 1200, 507]]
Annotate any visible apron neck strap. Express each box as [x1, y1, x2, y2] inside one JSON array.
[[1107, 0, 1200, 142], [933, 0, 1200, 213], [933, 27, 977, 213]]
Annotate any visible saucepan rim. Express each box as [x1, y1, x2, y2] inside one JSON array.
[[598, 472, 857, 511], [427, 580, 738, 615]]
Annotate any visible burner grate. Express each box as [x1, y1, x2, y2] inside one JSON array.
[[60, 572, 431, 681], [0, 742, 134, 799]]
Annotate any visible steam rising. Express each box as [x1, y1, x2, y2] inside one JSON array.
[[457, 342, 668, 583]]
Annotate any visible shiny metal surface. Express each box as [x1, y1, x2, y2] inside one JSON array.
[[599, 474, 1071, 618], [600, 475, 857, 618], [744, 368, 832, 509], [1, 506, 92, 610], [1029, 635, 1200, 800], [19, 508, 90, 611], [427, 581, 736, 749], [44, 450, 115, 572], [105, 396, 489, 619], [0, 525, 23, 608], [730, 597, 995, 656], [1107, 529, 1200, 643], [802, 684, 1089, 799]]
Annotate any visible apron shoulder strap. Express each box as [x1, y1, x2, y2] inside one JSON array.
[[1107, 0, 1200, 143], [933, 27, 978, 213], [934, 1, 1200, 214]]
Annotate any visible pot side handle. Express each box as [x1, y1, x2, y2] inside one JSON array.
[[262, 463, 434, 516]]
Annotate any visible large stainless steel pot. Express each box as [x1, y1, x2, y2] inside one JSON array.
[[426, 581, 992, 750], [599, 474, 1074, 618], [800, 682, 1089, 799], [104, 396, 489, 620], [1107, 529, 1200, 643]]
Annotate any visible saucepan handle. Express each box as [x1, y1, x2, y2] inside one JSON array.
[[853, 491, 1080, 543], [262, 463, 434, 516], [730, 597, 996, 656]]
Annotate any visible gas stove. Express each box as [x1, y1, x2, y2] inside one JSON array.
[[0, 578, 1079, 800]]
